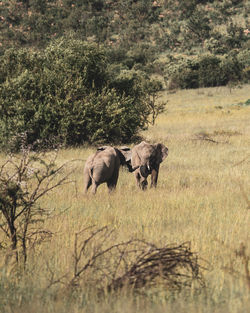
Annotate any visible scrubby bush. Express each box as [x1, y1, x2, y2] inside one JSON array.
[[0, 38, 159, 151], [237, 49, 250, 82], [204, 36, 228, 55], [165, 53, 247, 89], [0, 147, 71, 264]]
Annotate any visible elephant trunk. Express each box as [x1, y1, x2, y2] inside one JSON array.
[[132, 165, 140, 172], [126, 162, 139, 173], [139, 163, 152, 178]]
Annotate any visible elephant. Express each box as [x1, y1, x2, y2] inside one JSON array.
[[131, 141, 168, 190], [83, 146, 138, 194]]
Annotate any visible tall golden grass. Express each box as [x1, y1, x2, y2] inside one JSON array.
[[0, 85, 249, 313]]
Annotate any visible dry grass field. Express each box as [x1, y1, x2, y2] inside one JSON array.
[[0, 85, 249, 313]]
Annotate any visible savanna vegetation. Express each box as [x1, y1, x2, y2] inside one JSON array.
[[0, 0, 249, 148], [0, 0, 249, 312], [1, 86, 249, 313]]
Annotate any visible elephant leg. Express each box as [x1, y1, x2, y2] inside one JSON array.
[[91, 181, 99, 194], [107, 182, 116, 193], [135, 172, 141, 188], [150, 170, 159, 188], [107, 169, 119, 193], [83, 174, 92, 193], [135, 172, 148, 190], [150, 165, 159, 188]]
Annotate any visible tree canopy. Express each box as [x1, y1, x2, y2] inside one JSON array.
[[0, 0, 249, 149]]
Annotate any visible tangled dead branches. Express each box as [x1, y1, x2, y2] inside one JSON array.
[[68, 226, 206, 294], [107, 241, 205, 292]]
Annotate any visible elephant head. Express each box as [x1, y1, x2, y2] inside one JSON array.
[[131, 141, 168, 189], [140, 143, 168, 174]]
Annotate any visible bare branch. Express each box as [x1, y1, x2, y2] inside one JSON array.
[[68, 226, 205, 293], [0, 148, 75, 265]]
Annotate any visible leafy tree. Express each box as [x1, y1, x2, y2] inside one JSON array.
[[0, 38, 156, 150], [0, 0, 248, 90], [185, 7, 211, 43], [164, 53, 246, 89], [142, 79, 166, 125]]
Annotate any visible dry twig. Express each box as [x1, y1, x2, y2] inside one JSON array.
[[192, 131, 229, 144], [69, 226, 206, 293]]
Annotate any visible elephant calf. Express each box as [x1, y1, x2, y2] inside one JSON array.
[[131, 141, 168, 190], [83, 146, 137, 194]]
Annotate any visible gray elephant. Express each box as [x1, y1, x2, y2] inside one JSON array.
[[131, 141, 168, 190], [83, 146, 138, 194]]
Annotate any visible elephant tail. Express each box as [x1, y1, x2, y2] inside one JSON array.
[[89, 166, 94, 181]]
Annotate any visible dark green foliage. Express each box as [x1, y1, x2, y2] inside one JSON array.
[[83, 88, 149, 144], [0, 0, 248, 55], [224, 22, 246, 49], [198, 55, 222, 87], [233, 99, 250, 106], [0, 0, 249, 150], [185, 7, 211, 43], [165, 53, 246, 89], [245, 99, 250, 106], [0, 38, 153, 150]]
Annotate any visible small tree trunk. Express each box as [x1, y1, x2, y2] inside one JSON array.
[[9, 222, 18, 262]]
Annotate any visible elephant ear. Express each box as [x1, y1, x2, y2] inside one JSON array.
[[155, 143, 168, 163], [114, 148, 127, 165], [97, 146, 109, 151], [119, 146, 132, 162]]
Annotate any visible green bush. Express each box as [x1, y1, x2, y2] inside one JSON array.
[[165, 53, 247, 89], [0, 38, 152, 151], [198, 55, 222, 87], [237, 49, 250, 82]]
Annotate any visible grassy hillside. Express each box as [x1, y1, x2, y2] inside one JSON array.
[[1, 1, 249, 149], [1, 0, 249, 52], [0, 85, 249, 312]]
